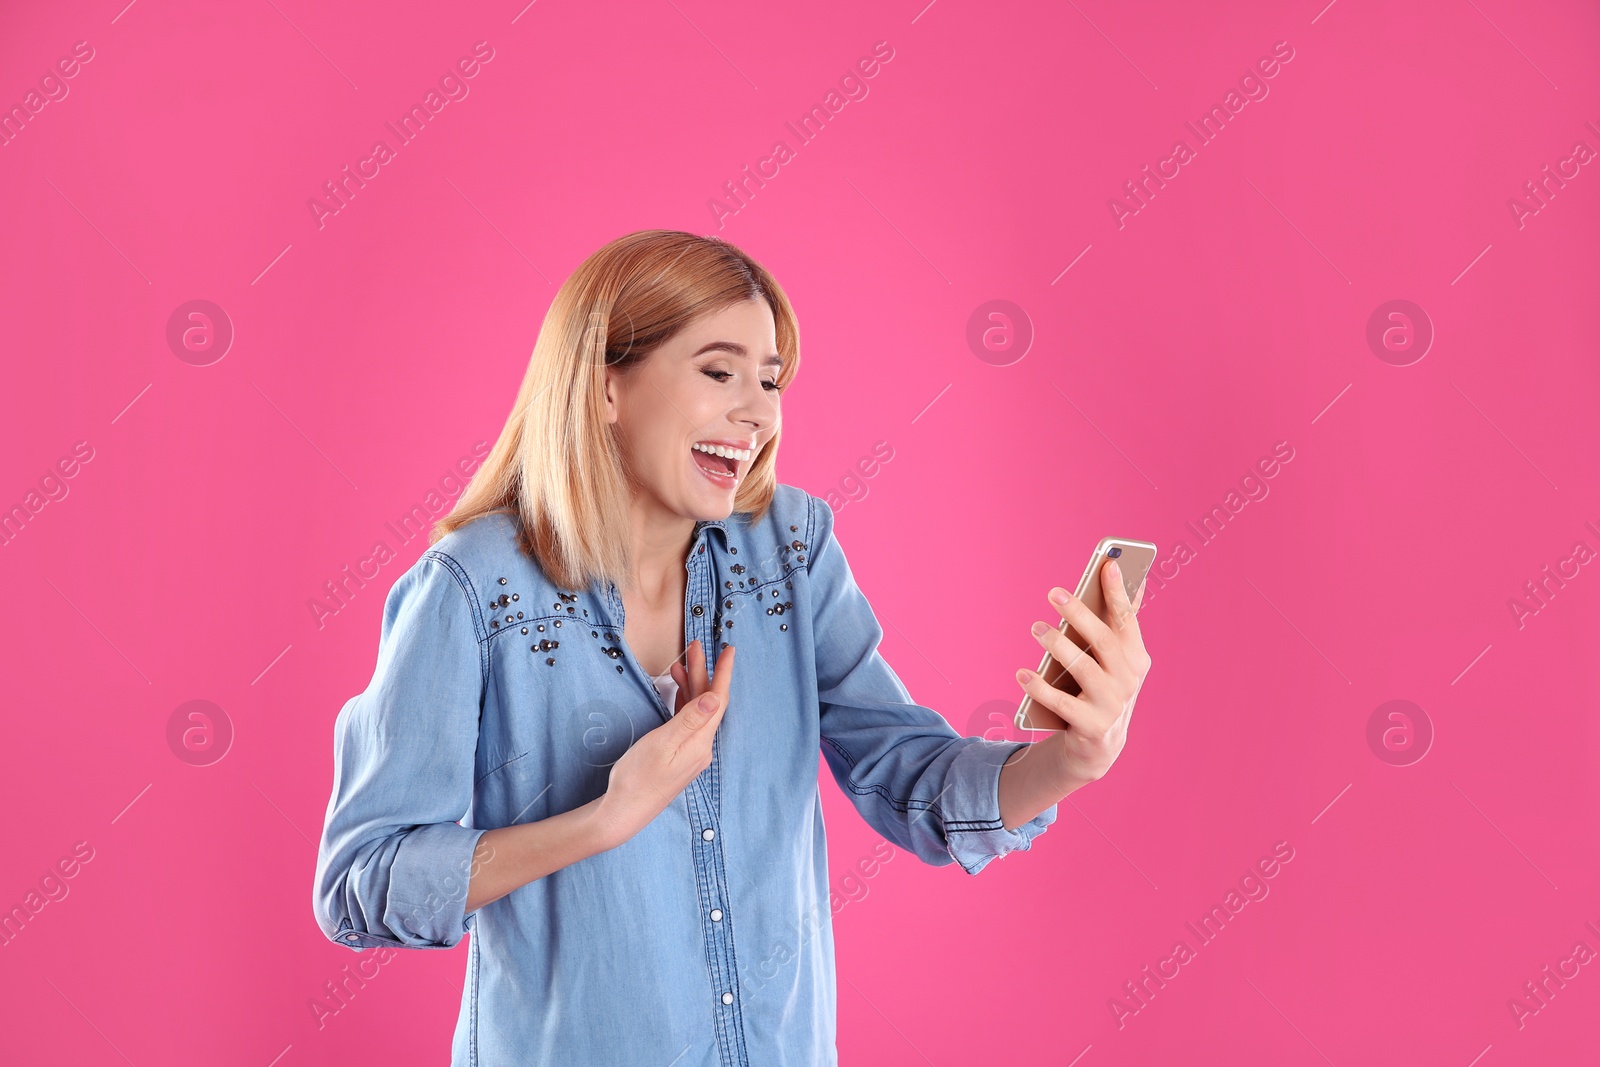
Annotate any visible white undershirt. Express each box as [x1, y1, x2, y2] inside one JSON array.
[[650, 670, 680, 715]]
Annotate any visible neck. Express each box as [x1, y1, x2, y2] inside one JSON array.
[[625, 491, 696, 601]]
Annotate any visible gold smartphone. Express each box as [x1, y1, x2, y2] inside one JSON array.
[[1014, 537, 1157, 732]]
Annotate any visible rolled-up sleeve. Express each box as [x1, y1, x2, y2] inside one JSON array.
[[806, 495, 1056, 875], [312, 550, 490, 951]]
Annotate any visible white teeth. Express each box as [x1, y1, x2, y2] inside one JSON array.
[[693, 442, 752, 462]]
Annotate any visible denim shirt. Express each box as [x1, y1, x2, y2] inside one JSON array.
[[312, 483, 1057, 1066]]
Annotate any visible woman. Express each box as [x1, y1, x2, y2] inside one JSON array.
[[312, 230, 1152, 1065]]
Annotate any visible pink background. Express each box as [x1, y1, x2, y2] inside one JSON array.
[[2, 0, 1597, 1063]]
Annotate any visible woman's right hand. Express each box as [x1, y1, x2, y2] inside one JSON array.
[[596, 639, 734, 848]]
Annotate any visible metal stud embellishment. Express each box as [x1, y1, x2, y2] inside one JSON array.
[[499, 577, 508, 585]]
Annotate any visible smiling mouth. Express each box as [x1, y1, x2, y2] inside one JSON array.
[[691, 441, 751, 487]]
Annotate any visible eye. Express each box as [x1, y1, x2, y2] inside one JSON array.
[[702, 369, 733, 383], [762, 379, 780, 392]]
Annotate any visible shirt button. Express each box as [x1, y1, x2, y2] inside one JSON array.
[[721, 992, 734, 1005], [691, 604, 704, 617], [710, 909, 723, 922], [345, 933, 359, 942], [702, 828, 715, 841]]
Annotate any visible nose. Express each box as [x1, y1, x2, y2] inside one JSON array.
[[727, 373, 777, 437]]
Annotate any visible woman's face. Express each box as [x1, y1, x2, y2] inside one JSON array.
[[604, 297, 783, 522]]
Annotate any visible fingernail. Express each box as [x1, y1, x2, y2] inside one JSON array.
[[1031, 621, 1048, 637], [1016, 668, 1032, 685], [1108, 559, 1121, 577], [698, 694, 718, 713], [1049, 587, 1070, 605]]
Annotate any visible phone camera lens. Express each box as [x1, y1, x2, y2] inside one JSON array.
[[1107, 546, 1123, 558]]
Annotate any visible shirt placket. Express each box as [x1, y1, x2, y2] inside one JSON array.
[[602, 531, 750, 1066], [684, 531, 751, 1067]]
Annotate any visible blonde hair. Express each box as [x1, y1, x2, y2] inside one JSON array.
[[431, 229, 801, 592]]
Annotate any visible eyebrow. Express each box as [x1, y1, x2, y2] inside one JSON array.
[[692, 340, 783, 368]]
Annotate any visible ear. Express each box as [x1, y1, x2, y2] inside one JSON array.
[[601, 364, 621, 425]]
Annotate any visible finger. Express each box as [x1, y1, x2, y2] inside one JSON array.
[[1033, 621, 1115, 703], [1131, 577, 1146, 613], [1048, 589, 1128, 686], [686, 638, 709, 695], [709, 643, 736, 704], [1103, 559, 1145, 637], [1015, 666, 1092, 729], [669, 660, 690, 712]]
